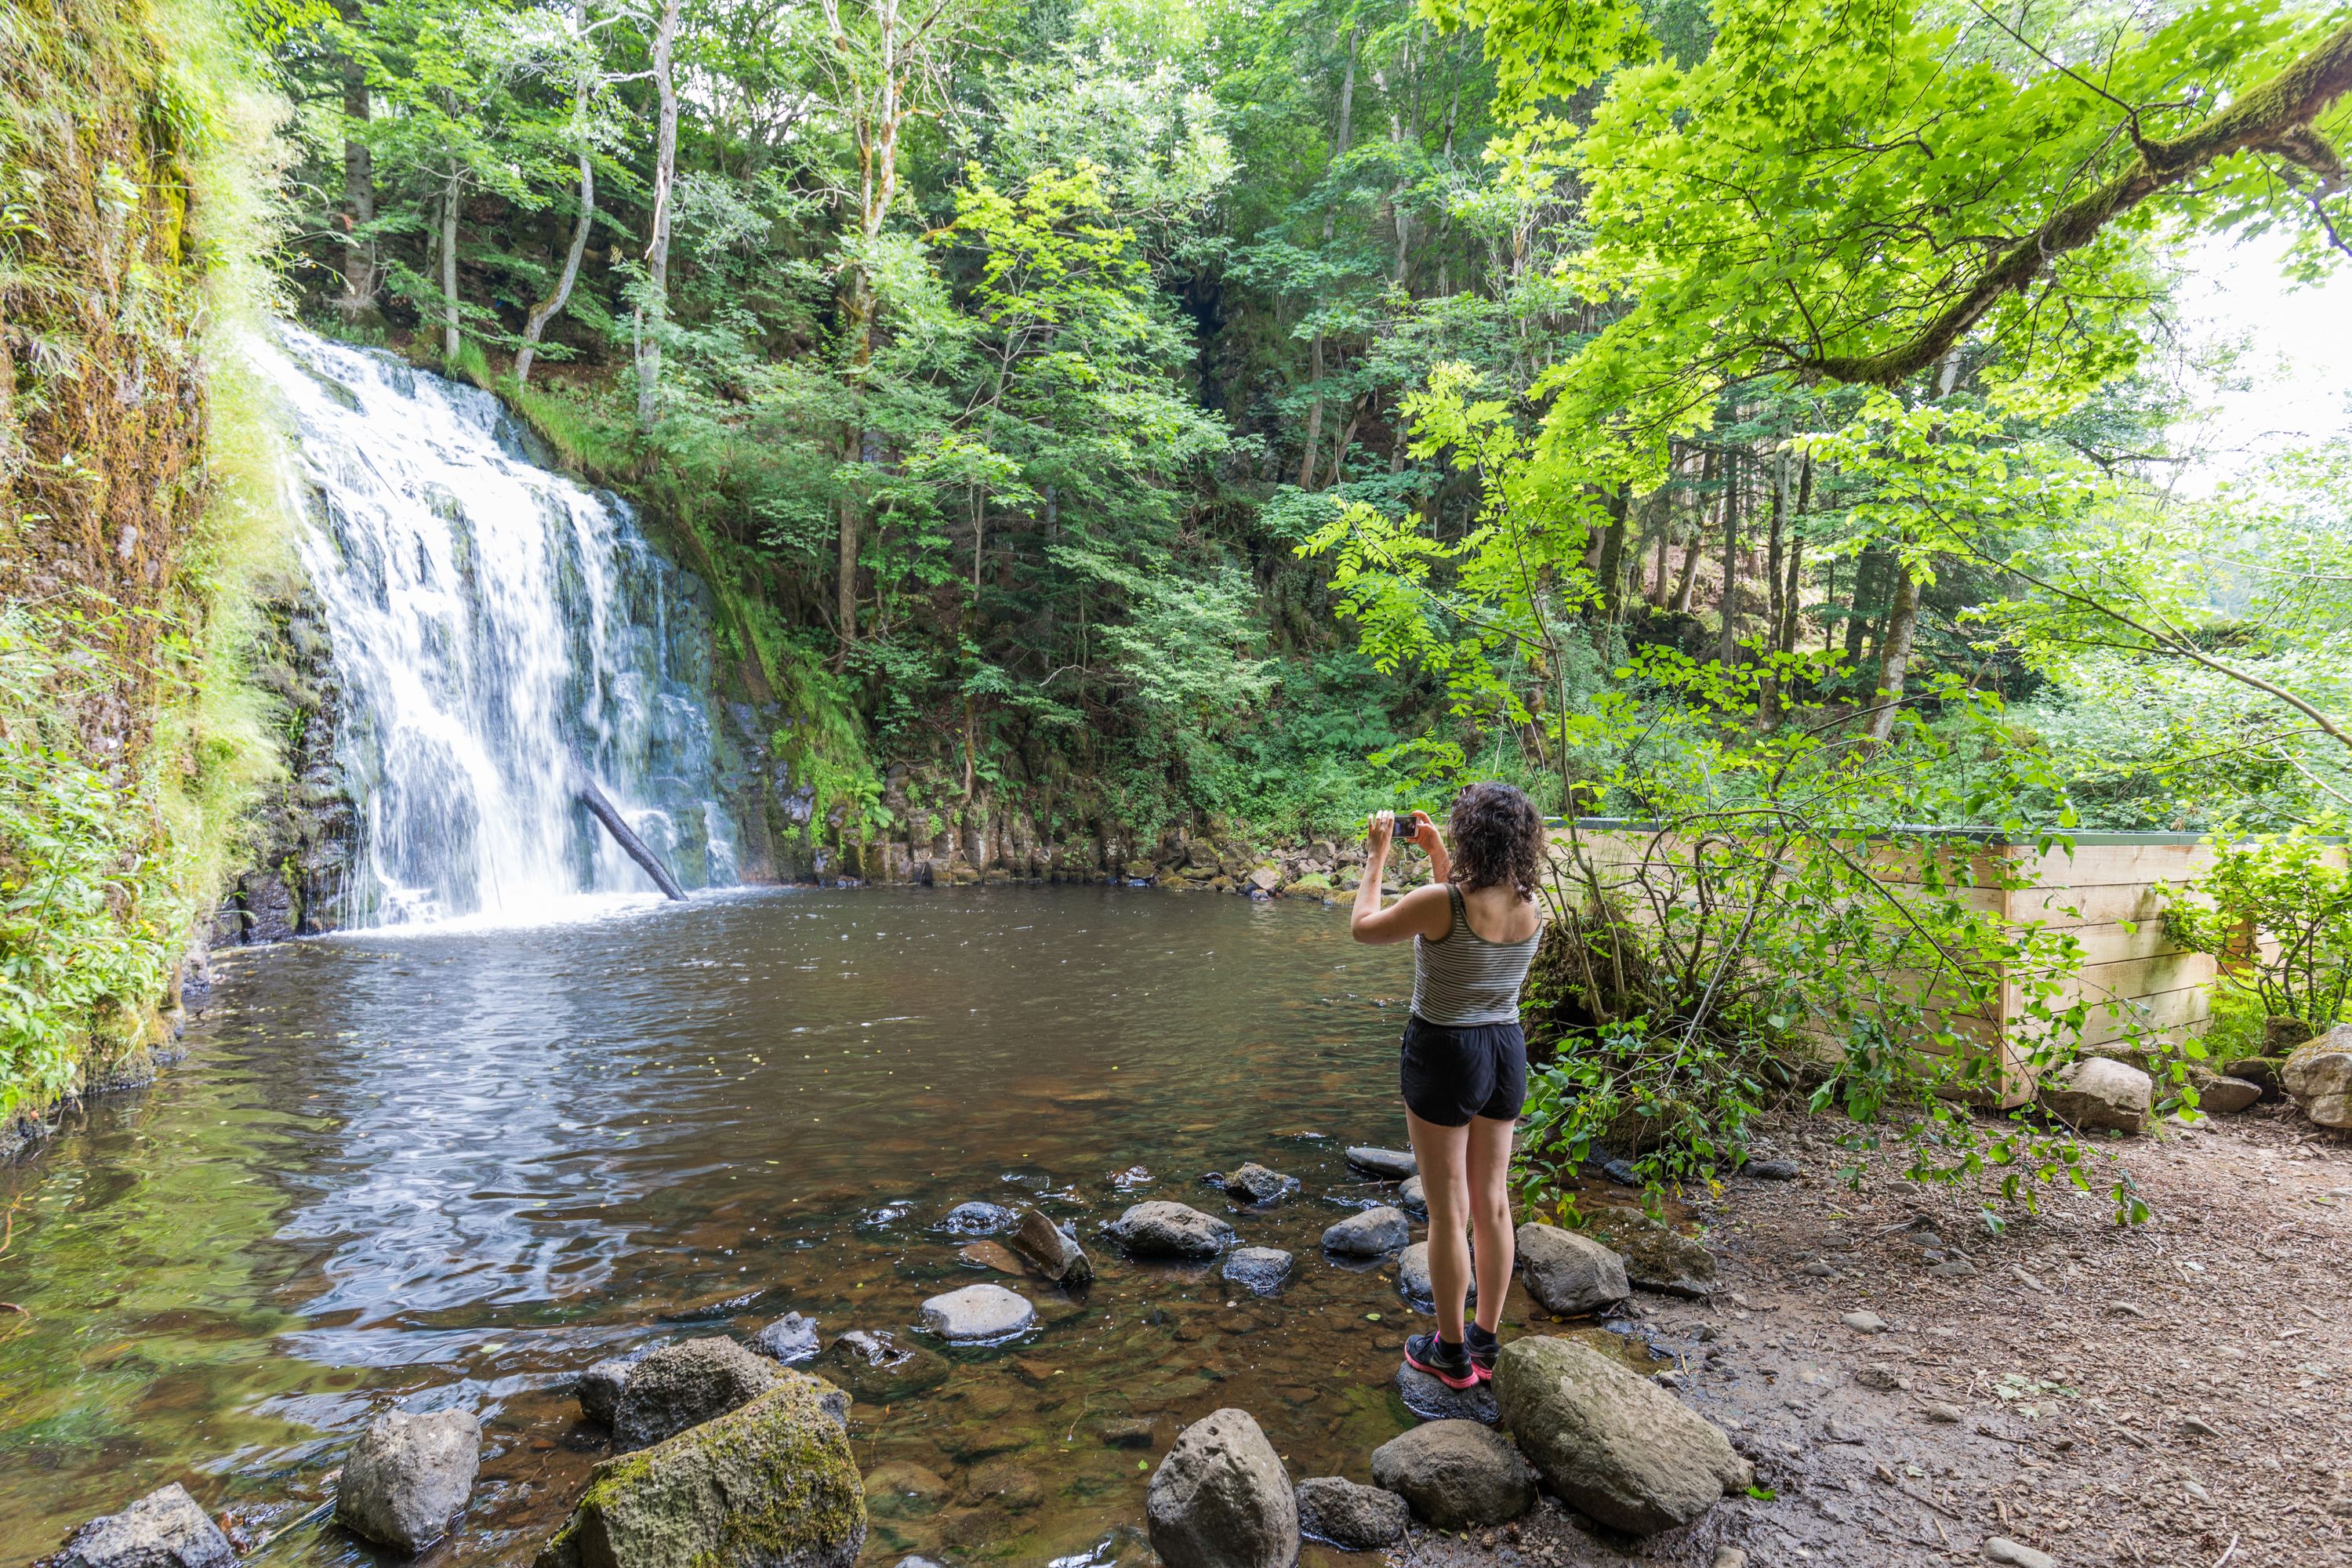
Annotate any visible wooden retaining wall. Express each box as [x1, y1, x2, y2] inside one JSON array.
[[1547, 823, 2221, 1108]]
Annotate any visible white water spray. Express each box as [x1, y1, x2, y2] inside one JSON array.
[[255, 326, 737, 927]]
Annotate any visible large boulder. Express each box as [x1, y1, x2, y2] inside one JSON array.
[[615, 1337, 777, 1450], [2284, 1025, 2352, 1128], [1515, 1223, 1629, 1316], [1492, 1336, 1751, 1536], [1396, 1242, 1475, 1308], [1322, 1206, 1410, 1257], [535, 1373, 865, 1568], [1105, 1201, 1236, 1259], [1221, 1247, 1296, 1298], [1368, 1420, 1535, 1530], [1007, 1207, 1094, 1285], [1145, 1408, 1298, 1568], [821, 1330, 949, 1403], [1294, 1476, 1409, 1549], [1591, 1213, 1718, 1299], [335, 1407, 482, 1552], [577, 1345, 655, 1426], [917, 1283, 1035, 1342], [49, 1483, 234, 1568], [2038, 1056, 2153, 1134]]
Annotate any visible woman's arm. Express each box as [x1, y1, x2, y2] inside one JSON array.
[[1350, 811, 1454, 945]]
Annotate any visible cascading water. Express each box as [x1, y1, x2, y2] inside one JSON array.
[[254, 325, 738, 927]]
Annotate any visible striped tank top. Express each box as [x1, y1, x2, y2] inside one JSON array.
[[1411, 882, 1541, 1026]]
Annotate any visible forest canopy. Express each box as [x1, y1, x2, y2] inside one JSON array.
[[250, 0, 2352, 841]]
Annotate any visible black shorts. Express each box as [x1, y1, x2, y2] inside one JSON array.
[[1399, 1015, 1527, 1127]]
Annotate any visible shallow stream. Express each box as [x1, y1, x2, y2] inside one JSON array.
[[0, 887, 1653, 1565]]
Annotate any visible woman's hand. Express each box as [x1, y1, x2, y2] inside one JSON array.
[[1366, 809, 1396, 854], [1405, 810, 1440, 855]]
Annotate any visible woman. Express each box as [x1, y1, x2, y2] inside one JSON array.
[[1350, 781, 1546, 1389]]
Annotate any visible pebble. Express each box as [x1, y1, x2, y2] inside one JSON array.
[[1841, 1310, 1889, 1334], [1854, 1363, 1906, 1391], [1744, 1160, 1800, 1180], [1983, 1537, 2057, 1568], [1711, 1552, 1748, 1568], [1929, 1258, 1977, 1279], [1798, 1261, 1838, 1278], [2106, 1299, 2148, 1319], [2179, 1414, 2221, 1437], [1822, 1417, 1866, 1444], [1920, 1400, 1966, 1423]]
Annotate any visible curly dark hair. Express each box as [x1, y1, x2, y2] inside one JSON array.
[[1447, 781, 1546, 901]]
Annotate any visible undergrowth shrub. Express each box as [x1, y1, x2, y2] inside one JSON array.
[[1514, 652, 2177, 1227]]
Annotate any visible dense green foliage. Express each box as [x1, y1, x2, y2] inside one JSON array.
[[0, 0, 285, 1125]]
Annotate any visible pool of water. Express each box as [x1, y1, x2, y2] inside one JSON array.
[[0, 885, 1657, 1565]]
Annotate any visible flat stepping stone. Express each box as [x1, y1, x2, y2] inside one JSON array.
[[1323, 1205, 1410, 1257], [1222, 1247, 1296, 1297], [1345, 1146, 1417, 1179], [1395, 1361, 1499, 1425], [1105, 1201, 1236, 1258], [920, 1283, 1036, 1341], [1396, 1241, 1477, 1308]]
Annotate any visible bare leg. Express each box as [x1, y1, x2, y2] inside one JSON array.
[[1406, 1108, 1472, 1343], [1465, 1113, 1516, 1334]]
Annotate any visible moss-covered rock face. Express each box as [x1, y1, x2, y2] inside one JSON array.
[[535, 1371, 866, 1568]]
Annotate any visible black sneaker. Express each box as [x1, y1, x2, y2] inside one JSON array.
[[1465, 1322, 1500, 1382], [1404, 1332, 1479, 1391]]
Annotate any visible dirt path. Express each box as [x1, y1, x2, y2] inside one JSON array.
[[1395, 1107, 2352, 1568]]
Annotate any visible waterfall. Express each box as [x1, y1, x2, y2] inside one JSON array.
[[254, 325, 739, 928]]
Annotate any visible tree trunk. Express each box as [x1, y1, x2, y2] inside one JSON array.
[[1298, 23, 1357, 491], [438, 166, 461, 361], [1780, 453, 1812, 656], [1595, 484, 1628, 649], [1864, 565, 1920, 742], [336, 14, 376, 319], [1845, 547, 1882, 666], [1670, 448, 1715, 612], [633, 0, 682, 430], [517, 52, 595, 387], [1715, 451, 1740, 666]]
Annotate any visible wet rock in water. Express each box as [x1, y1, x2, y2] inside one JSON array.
[[2038, 1057, 2153, 1134], [1743, 1158, 1802, 1180], [1493, 1335, 1752, 1536], [1591, 1213, 1717, 1298], [1145, 1407, 1299, 1568], [1397, 1174, 1427, 1214], [1098, 1415, 1163, 1449], [750, 1312, 822, 1365], [822, 1330, 951, 1403], [1515, 1223, 1629, 1316], [1396, 1242, 1476, 1308], [1105, 1200, 1236, 1259], [614, 1337, 776, 1450], [2199, 1076, 2263, 1115], [1209, 1163, 1298, 1206], [576, 1345, 656, 1425], [1322, 1205, 1410, 1257], [1369, 1419, 1536, 1530], [1007, 1206, 1094, 1285], [863, 1461, 949, 1518], [919, 1283, 1036, 1342], [1983, 1538, 2059, 1568], [1345, 1146, 1417, 1180], [535, 1372, 865, 1568], [1395, 1361, 1500, 1425], [335, 1407, 482, 1552], [49, 1483, 234, 1568], [941, 1200, 1018, 1235], [2283, 1026, 2352, 1127], [966, 1457, 1045, 1511], [1294, 1476, 1410, 1550], [1222, 1247, 1296, 1297]]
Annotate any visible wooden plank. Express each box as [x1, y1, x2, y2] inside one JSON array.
[[2006, 842, 2216, 889]]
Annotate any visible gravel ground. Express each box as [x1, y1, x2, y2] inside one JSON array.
[[1385, 1105, 2352, 1568]]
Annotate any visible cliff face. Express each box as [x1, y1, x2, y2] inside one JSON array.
[[0, 0, 284, 1142]]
